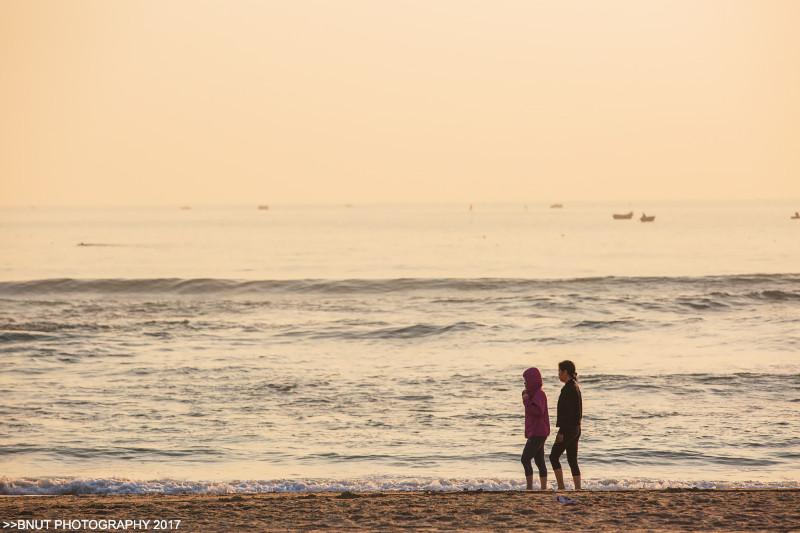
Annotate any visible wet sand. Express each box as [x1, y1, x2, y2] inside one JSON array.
[[1, 489, 798, 532]]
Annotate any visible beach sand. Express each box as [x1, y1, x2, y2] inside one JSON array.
[[1, 489, 798, 532]]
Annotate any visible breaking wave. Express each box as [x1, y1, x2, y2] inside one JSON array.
[[0, 274, 798, 297], [1, 476, 797, 495]]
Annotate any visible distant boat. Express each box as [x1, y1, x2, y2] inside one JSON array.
[[640, 213, 655, 222], [258, 205, 270, 210], [613, 211, 633, 220], [180, 206, 192, 210], [791, 211, 800, 219], [550, 203, 564, 209]]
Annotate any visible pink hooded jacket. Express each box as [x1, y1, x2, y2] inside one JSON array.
[[522, 367, 550, 438]]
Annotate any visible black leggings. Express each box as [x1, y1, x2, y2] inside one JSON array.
[[549, 427, 581, 476], [521, 436, 548, 477]]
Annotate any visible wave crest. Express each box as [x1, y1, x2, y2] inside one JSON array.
[[1, 476, 796, 495], [1, 274, 798, 297]]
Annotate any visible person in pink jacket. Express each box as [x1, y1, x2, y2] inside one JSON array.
[[521, 366, 550, 490]]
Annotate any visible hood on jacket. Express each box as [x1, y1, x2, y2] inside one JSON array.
[[523, 367, 543, 392]]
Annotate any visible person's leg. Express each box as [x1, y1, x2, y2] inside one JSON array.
[[553, 469, 565, 490], [521, 438, 536, 490], [565, 429, 581, 490], [532, 439, 548, 490], [549, 433, 566, 490]]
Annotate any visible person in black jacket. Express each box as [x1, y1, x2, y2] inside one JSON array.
[[549, 360, 583, 490]]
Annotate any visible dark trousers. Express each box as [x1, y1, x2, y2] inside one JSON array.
[[521, 436, 548, 477], [549, 426, 581, 476]]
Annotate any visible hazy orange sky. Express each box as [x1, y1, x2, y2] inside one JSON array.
[[1, 0, 798, 206]]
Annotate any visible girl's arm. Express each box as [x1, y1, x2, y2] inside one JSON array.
[[522, 391, 543, 414]]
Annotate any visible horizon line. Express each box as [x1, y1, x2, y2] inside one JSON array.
[[1, 198, 799, 209]]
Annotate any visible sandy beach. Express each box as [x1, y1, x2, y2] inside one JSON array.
[[2, 489, 798, 532]]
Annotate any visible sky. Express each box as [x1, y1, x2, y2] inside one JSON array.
[[1, 0, 798, 206]]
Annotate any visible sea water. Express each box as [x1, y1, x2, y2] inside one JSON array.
[[1, 203, 798, 494]]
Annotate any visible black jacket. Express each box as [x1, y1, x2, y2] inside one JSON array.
[[556, 378, 582, 429]]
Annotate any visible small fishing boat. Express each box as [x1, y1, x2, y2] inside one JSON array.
[[640, 213, 655, 222], [791, 211, 800, 219], [258, 205, 270, 210], [550, 203, 564, 209], [613, 212, 633, 220]]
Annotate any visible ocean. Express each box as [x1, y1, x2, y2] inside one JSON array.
[[1, 202, 798, 494]]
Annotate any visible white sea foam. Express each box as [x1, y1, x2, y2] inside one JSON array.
[[1, 476, 797, 496]]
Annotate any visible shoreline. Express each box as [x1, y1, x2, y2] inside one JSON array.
[[2, 489, 798, 532]]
